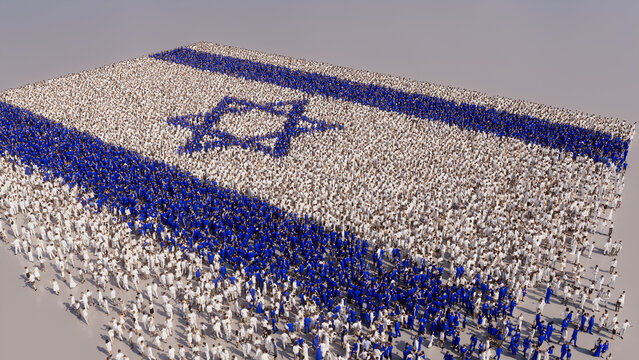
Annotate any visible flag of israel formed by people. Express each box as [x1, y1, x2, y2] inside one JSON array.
[[0, 43, 635, 357]]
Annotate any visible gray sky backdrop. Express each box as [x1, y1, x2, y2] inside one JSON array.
[[1, 1, 638, 359]]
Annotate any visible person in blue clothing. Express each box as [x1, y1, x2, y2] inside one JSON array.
[[591, 338, 603, 357], [545, 286, 553, 303], [570, 326, 579, 347], [508, 336, 518, 356], [304, 316, 312, 334], [538, 331, 546, 347], [451, 332, 460, 351], [560, 342, 570, 360], [459, 344, 468, 359], [385, 343, 393, 359], [469, 334, 478, 353], [402, 344, 412, 360], [546, 321, 554, 343], [523, 336, 531, 356], [580, 313, 588, 332], [531, 346, 539, 360], [562, 316, 570, 334], [509, 299, 517, 317], [496, 330, 504, 347]]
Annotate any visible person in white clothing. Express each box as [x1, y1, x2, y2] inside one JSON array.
[[51, 278, 60, 295], [115, 349, 124, 360], [146, 346, 156, 360], [67, 270, 77, 289], [105, 339, 112, 357], [620, 319, 631, 339]]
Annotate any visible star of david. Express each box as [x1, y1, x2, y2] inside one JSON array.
[[167, 96, 342, 158]]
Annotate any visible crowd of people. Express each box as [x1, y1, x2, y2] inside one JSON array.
[[153, 46, 631, 169], [0, 43, 636, 359]]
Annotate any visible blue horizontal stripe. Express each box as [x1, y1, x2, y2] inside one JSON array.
[[151, 47, 629, 169], [1, 101, 508, 318]]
